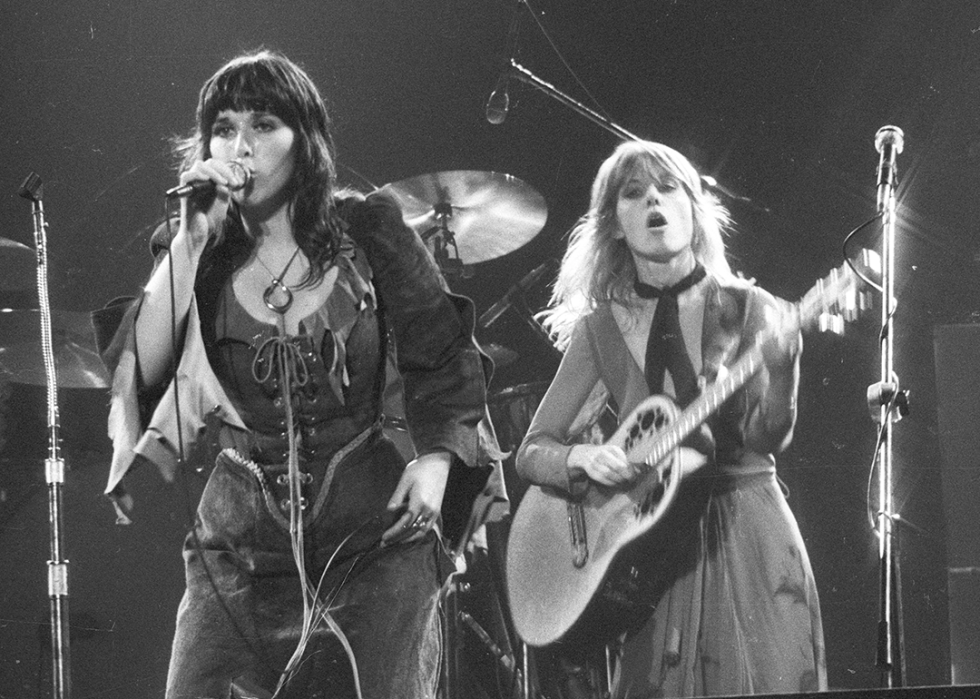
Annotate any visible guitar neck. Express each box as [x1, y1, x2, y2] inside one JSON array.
[[638, 258, 864, 468], [643, 345, 763, 466]]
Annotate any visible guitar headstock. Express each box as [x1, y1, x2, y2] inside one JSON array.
[[799, 248, 879, 335]]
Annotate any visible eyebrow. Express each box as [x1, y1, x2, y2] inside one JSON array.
[[214, 109, 275, 121]]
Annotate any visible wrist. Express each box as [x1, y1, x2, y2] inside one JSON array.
[[566, 445, 588, 478], [411, 450, 452, 471]]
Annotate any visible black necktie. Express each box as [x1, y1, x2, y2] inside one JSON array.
[[635, 264, 706, 406]]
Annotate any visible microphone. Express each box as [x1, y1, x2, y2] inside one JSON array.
[[485, 1, 523, 125], [165, 161, 251, 199], [478, 259, 553, 329], [874, 126, 904, 213], [485, 70, 511, 125]]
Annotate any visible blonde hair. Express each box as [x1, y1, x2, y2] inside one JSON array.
[[541, 140, 735, 348]]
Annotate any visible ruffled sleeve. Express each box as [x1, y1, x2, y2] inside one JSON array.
[[92, 226, 247, 522]]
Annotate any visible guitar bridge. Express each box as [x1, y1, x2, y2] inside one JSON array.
[[567, 501, 589, 568]]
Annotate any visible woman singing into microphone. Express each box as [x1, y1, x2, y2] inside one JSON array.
[[96, 49, 501, 698]]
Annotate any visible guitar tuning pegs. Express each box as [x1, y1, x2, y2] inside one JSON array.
[[818, 312, 845, 335], [858, 289, 874, 312], [859, 247, 883, 276]]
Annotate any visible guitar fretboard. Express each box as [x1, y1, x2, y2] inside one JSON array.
[[643, 346, 762, 467], [639, 260, 862, 468]]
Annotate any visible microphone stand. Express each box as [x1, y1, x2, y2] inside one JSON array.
[[870, 127, 907, 688], [508, 59, 640, 142], [507, 59, 763, 211], [17, 172, 72, 699]]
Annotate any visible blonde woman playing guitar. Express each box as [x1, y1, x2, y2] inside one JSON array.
[[509, 140, 828, 698]]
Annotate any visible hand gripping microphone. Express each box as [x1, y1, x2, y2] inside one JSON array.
[[165, 161, 252, 199]]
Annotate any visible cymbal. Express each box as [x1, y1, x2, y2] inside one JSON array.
[[0, 237, 35, 291], [382, 170, 547, 264], [0, 309, 110, 389]]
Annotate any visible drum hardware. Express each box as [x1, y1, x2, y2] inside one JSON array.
[[382, 170, 548, 275], [442, 527, 542, 699], [481, 342, 519, 369], [420, 200, 472, 279], [459, 610, 525, 695], [478, 259, 560, 365]]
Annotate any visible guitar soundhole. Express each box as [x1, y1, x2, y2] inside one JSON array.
[[625, 406, 668, 453], [640, 411, 655, 430], [626, 423, 641, 452]]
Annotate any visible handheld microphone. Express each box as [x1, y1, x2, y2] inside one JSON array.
[[874, 126, 903, 213], [478, 259, 553, 329], [165, 161, 251, 199]]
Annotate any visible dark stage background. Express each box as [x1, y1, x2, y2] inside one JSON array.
[[2, 1, 980, 696]]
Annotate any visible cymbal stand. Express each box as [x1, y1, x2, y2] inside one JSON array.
[[421, 201, 471, 279], [17, 172, 72, 698], [868, 127, 907, 688], [512, 294, 562, 360]]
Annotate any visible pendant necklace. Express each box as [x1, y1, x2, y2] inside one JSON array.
[[257, 245, 302, 314]]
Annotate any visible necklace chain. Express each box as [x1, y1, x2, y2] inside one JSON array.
[[256, 246, 302, 285], [257, 246, 302, 315]]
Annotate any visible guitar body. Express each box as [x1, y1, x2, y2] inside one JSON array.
[[506, 394, 686, 647]]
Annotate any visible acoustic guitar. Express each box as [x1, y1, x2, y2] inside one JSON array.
[[506, 259, 872, 647]]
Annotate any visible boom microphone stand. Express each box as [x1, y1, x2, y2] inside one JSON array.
[[17, 172, 72, 698], [507, 59, 759, 210]]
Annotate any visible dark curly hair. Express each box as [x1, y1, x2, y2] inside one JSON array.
[[174, 49, 345, 286]]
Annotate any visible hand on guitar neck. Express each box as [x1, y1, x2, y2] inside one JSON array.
[[759, 297, 802, 371]]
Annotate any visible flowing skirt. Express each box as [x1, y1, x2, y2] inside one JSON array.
[[612, 471, 827, 698]]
